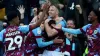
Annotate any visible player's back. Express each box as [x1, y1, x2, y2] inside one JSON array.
[[3, 26, 25, 56]]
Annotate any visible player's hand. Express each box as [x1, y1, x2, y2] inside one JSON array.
[[46, 0, 51, 6], [42, 3, 50, 11], [76, 5, 82, 14], [17, 5, 25, 14], [53, 38, 63, 44]]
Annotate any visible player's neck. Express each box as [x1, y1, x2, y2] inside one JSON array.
[[52, 15, 58, 20], [9, 22, 17, 26], [92, 20, 98, 26]]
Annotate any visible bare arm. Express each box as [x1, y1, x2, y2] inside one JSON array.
[[30, 3, 49, 30], [44, 19, 58, 37]]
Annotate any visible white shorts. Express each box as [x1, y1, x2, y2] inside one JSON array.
[[41, 50, 64, 56]]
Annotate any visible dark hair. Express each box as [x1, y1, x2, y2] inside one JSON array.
[[92, 10, 99, 17], [67, 19, 75, 25], [7, 11, 18, 22], [48, 20, 56, 28], [92, 10, 100, 23]]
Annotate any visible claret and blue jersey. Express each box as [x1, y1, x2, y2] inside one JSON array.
[[0, 25, 29, 56], [62, 23, 100, 55]]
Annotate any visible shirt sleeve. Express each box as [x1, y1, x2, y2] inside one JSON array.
[[18, 25, 29, 33], [62, 24, 91, 34], [80, 24, 91, 34], [36, 38, 53, 48], [32, 27, 54, 48], [58, 19, 67, 27], [0, 29, 5, 41], [62, 27, 82, 34], [32, 27, 42, 36]]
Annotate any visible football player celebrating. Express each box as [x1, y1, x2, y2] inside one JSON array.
[[0, 3, 48, 56], [25, 20, 63, 56], [58, 10, 100, 56]]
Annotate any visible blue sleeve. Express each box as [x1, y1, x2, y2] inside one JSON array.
[[0, 29, 5, 41], [62, 27, 82, 34], [32, 27, 54, 48], [32, 27, 42, 36], [97, 27, 100, 33], [36, 38, 53, 48], [19, 25, 29, 33], [80, 24, 91, 33], [58, 20, 66, 27]]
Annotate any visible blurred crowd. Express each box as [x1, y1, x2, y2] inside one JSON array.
[[0, 0, 100, 30]]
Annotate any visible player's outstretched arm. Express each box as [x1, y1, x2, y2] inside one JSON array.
[[36, 38, 63, 48], [62, 27, 82, 34]]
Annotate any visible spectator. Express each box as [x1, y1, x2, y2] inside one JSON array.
[[64, 19, 82, 56], [3, 0, 28, 24], [63, 0, 79, 19]]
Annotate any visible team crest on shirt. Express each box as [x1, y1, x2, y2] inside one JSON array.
[[93, 30, 98, 34], [37, 29, 41, 35]]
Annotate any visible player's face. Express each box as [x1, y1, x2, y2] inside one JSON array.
[[13, 16, 20, 26], [88, 11, 97, 23], [67, 20, 75, 28], [48, 6, 58, 18]]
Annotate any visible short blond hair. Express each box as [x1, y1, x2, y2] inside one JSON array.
[[49, 5, 59, 15]]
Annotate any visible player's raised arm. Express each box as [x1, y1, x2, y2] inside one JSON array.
[[29, 3, 49, 30]]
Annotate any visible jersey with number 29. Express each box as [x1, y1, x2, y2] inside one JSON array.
[[0, 25, 29, 56]]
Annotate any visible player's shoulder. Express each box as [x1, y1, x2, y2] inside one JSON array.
[[18, 25, 29, 33], [32, 27, 42, 36], [83, 24, 92, 28], [37, 27, 42, 34], [0, 29, 6, 34]]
